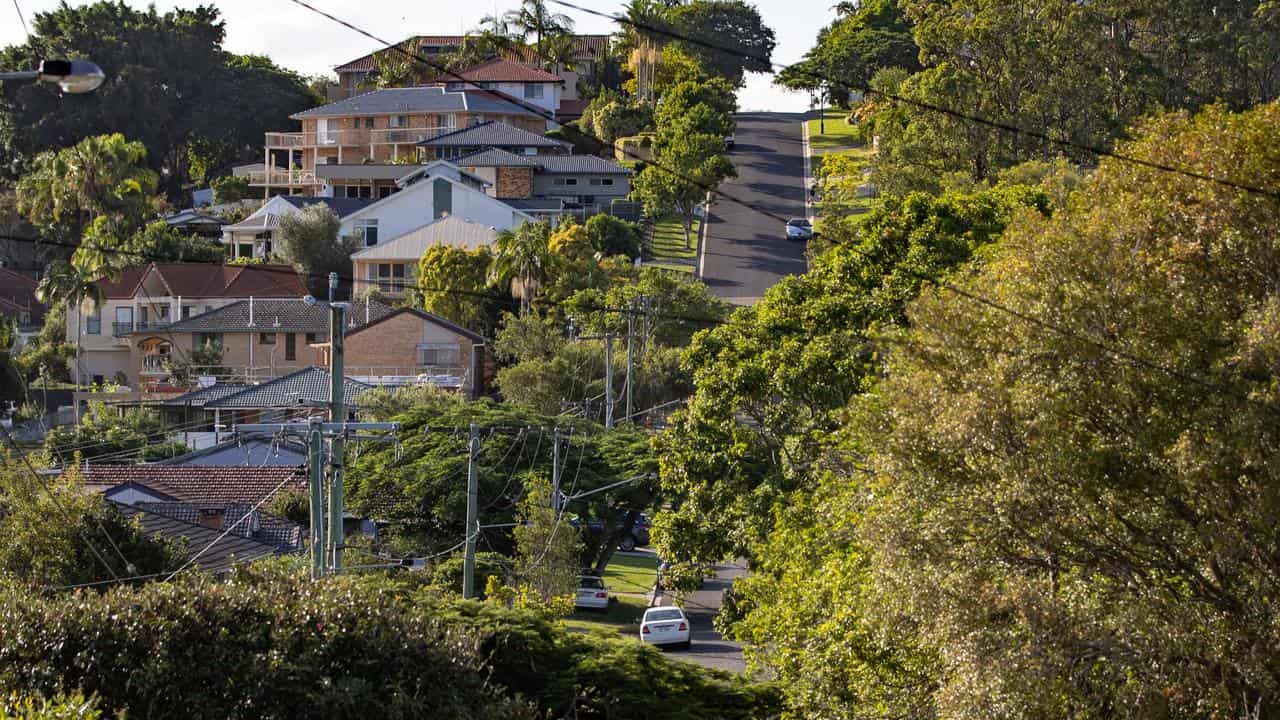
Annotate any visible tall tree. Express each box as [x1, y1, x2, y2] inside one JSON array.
[[666, 0, 777, 87], [489, 221, 554, 313], [631, 121, 735, 248], [0, 2, 320, 199], [275, 204, 356, 298], [417, 245, 500, 333], [775, 0, 920, 103], [504, 0, 575, 70]]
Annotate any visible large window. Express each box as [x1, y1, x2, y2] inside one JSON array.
[[113, 307, 133, 337], [374, 263, 408, 291], [85, 308, 101, 335], [259, 332, 276, 345], [285, 333, 296, 361], [418, 344, 461, 367], [354, 219, 379, 247], [523, 83, 544, 99]]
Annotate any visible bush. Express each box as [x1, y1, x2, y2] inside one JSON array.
[[0, 692, 102, 719], [0, 572, 782, 720], [430, 551, 511, 596], [583, 215, 642, 259], [211, 175, 250, 204]]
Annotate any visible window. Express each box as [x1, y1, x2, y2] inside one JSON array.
[[378, 185, 393, 199], [305, 332, 318, 344], [564, 178, 578, 186], [389, 115, 409, 128], [590, 178, 615, 187], [285, 333, 296, 361], [237, 243, 252, 258], [181, 305, 193, 319], [85, 308, 101, 335], [325, 157, 338, 165], [112, 307, 132, 336], [418, 344, 461, 366], [377, 263, 407, 291], [523, 83, 544, 99], [259, 332, 276, 345], [354, 219, 379, 247], [196, 333, 222, 350], [446, 82, 464, 91], [363, 117, 375, 128]]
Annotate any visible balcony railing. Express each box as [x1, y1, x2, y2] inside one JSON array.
[[111, 320, 169, 337], [246, 169, 319, 187], [265, 126, 455, 149]]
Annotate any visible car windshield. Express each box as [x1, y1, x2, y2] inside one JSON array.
[[578, 577, 605, 589], [787, 218, 810, 227], [645, 609, 684, 621]]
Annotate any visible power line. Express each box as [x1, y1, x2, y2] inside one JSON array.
[[10, 0, 29, 40], [547, 0, 1280, 202]]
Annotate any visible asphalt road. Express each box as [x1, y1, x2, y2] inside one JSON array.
[[656, 559, 749, 674], [700, 112, 809, 306]]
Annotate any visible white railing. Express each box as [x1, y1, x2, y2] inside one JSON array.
[[264, 126, 454, 149], [246, 169, 319, 187]]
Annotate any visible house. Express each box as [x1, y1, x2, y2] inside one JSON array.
[[68, 263, 307, 388], [123, 297, 489, 393], [255, 86, 549, 197], [156, 436, 308, 467], [125, 298, 399, 387], [438, 58, 564, 116], [417, 120, 571, 160], [332, 160, 534, 253], [200, 367, 375, 424], [0, 267, 45, 348], [116, 503, 286, 573], [221, 195, 373, 260], [453, 146, 633, 214], [350, 216, 499, 300], [331, 34, 611, 102], [80, 464, 307, 560], [163, 209, 228, 239]]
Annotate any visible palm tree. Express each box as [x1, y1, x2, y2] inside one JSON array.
[[619, 0, 670, 104], [35, 261, 106, 423], [488, 222, 553, 313], [504, 0, 575, 70]]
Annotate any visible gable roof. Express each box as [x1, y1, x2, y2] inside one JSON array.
[[279, 195, 375, 217], [450, 58, 562, 83], [343, 307, 485, 344], [454, 147, 543, 168], [164, 210, 227, 227], [419, 120, 568, 149], [334, 35, 610, 73], [82, 465, 306, 506], [156, 437, 309, 467], [160, 383, 254, 407], [0, 267, 41, 319], [340, 161, 534, 226], [291, 86, 542, 120], [350, 216, 499, 261], [204, 367, 374, 409], [115, 503, 283, 573], [151, 298, 397, 335], [95, 263, 307, 300]]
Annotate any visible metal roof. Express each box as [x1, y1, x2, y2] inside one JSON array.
[[204, 367, 374, 409], [350, 216, 499, 260], [419, 121, 569, 148], [291, 86, 542, 119], [502, 198, 567, 212]]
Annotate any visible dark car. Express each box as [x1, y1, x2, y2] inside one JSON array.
[[570, 510, 652, 551]]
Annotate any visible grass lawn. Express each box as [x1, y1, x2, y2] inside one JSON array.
[[645, 215, 700, 273], [806, 109, 864, 153], [562, 551, 660, 637]]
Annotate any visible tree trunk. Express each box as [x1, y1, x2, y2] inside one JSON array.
[[682, 214, 693, 249]]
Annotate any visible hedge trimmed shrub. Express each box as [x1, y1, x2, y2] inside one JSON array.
[[0, 569, 781, 720]]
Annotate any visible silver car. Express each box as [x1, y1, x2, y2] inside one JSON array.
[[786, 218, 813, 241]]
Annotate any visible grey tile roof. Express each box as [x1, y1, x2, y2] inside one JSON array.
[[503, 198, 566, 212], [205, 367, 374, 409], [292, 87, 541, 119], [133, 502, 302, 552], [161, 383, 253, 407], [115, 502, 283, 574], [152, 298, 397, 335], [419, 121, 568, 148], [156, 437, 309, 467], [454, 148, 543, 167], [534, 155, 632, 175]]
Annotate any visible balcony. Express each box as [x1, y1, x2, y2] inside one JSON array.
[[246, 169, 320, 188], [111, 320, 171, 337], [264, 126, 455, 149]]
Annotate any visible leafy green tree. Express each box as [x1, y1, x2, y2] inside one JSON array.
[[128, 221, 224, 263], [826, 101, 1280, 719], [583, 214, 643, 259], [513, 474, 580, 605], [417, 245, 500, 333], [14, 303, 73, 385], [0, 458, 185, 588], [632, 130, 735, 248], [275, 204, 356, 298], [654, 78, 738, 134], [489, 221, 553, 313], [0, 4, 320, 199], [44, 403, 187, 463], [210, 175, 250, 204], [666, 0, 777, 87], [775, 0, 919, 102], [503, 0, 575, 70]]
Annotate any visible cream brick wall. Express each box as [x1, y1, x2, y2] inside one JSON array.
[[341, 312, 480, 393]]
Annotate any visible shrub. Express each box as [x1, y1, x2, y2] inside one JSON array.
[[583, 215, 642, 259]]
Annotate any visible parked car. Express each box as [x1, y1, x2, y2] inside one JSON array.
[[570, 511, 651, 551], [574, 575, 610, 611], [639, 606, 691, 649], [786, 217, 813, 241]]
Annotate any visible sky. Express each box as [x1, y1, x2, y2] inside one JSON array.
[[1, 0, 830, 112]]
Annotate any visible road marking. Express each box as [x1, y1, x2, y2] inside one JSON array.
[[697, 191, 712, 279], [801, 117, 813, 220]]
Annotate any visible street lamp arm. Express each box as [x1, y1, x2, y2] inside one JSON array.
[[562, 473, 657, 503]]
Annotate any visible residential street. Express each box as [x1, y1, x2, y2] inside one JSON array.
[[658, 559, 749, 674], [699, 112, 809, 306]]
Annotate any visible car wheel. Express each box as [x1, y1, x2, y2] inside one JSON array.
[[618, 535, 636, 552], [681, 640, 692, 650]]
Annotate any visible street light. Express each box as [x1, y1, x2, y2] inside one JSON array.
[[0, 59, 106, 94]]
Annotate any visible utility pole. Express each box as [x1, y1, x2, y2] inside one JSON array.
[[625, 298, 637, 423], [462, 422, 480, 599], [551, 425, 561, 512], [307, 417, 326, 580], [604, 335, 614, 428], [327, 272, 347, 574]]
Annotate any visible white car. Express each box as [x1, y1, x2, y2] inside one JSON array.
[[786, 217, 813, 241], [639, 606, 691, 649], [574, 576, 609, 611]]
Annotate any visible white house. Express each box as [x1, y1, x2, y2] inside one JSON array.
[[336, 161, 533, 251], [350, 216, 500, 299], [440, 58, 564, 116], [221, 196, 373, 260]]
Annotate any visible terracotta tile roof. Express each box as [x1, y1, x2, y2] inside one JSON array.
[[451, 58, 562, 83], [95, 263, 307, 300], [419, 120, 568, 148], [82, 466, 306, 506], [334, 35, 610, 73], [556, 98, 591, 119], [0, 267, 43, 324]]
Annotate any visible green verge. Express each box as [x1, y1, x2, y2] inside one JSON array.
[[805, 109, 863, 154], [645, 215, 700, 274]]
